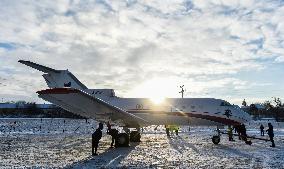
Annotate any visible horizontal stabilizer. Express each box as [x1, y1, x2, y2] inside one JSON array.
[[37, 88, 149, 127], [19, 60, 88, 89], [18, 60, 60, 74]]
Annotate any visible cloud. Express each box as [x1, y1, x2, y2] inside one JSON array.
[[0, 0, 284, 104]]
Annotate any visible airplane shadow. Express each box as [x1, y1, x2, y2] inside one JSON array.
[[167, 135, 199, 154], [168, 135, 252, 158], [64, 142, 140, 168]]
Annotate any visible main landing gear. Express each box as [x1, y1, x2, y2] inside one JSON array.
[[115, 133, 130, 147], [211, 126, 253, 145], [114, 128, 141, 147], [212, 127, 221, 144], [212, 135, 221, 144]]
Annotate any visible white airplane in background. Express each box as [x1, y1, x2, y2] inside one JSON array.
[[19, 60, 252, 146]]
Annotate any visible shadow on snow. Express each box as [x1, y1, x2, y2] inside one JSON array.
[[64, 142, 140, 168]]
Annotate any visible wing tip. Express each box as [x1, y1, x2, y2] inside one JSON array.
[[18, 59, 26, 64]]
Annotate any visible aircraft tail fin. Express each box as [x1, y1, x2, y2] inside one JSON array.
[[18, 60, 88, 90]]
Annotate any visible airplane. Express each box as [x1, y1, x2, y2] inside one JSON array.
[[18, 60, 252, 146]]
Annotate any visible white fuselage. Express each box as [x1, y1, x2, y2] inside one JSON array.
[[86, 89, 251, 126]]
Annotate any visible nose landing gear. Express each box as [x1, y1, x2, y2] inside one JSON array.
[[212, 127, 221, 144], [115, 133, 130, 147], [211, 126, 253, 145], [115, 128, 141, 147], [212, 135, 221, 144]]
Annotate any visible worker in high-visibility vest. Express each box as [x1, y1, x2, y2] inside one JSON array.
[[228, 125, 234, 141], [168, 125, 180, 136]]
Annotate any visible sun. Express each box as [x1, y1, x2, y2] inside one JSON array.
[[150, 96, 165, 104], [127, 78, 178, 103]]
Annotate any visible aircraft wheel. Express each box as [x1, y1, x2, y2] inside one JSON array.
[[115, 133, 129, 147], [130, 131, 141, 142], [212, 135, 220, 144]]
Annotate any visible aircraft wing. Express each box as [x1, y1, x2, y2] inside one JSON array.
[[37, 88, 149, 128]]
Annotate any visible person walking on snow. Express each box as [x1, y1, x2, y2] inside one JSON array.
[[240, 124, 247, 141], [266, 123, 275, 147], [107, 122, 118, 148], [92, 123, 103, 156], [260, 124, 264, 136], [234, 125, 241, 140]]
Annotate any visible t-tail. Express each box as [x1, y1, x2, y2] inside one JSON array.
[[18, 60, 88, 90]]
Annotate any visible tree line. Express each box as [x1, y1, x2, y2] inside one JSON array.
[[0, 101, 84, 118], [243, 97, 284, 121]]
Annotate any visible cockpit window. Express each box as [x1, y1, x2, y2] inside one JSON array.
[[220, 101, 232, 106]]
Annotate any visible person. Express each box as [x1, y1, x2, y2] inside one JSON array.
[[234, 125, 241, 140], [228, 125, 234, 141], [13, 121, 17, 131], [266, 123, 275, 147], [92, 123, 103, 156], [107, 122, 118, 148], [240, 124, 247, 141], [168, 125, 179, 136], [242, 99, 247, 107], [165, 125, 170, 136], [260, 124, 264, 136], [110, 129, 118, 148]]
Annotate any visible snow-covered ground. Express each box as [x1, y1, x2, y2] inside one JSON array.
[[0, 118, 284, 168]]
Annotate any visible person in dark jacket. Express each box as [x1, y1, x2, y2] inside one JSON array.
[[260, 124, 264, 136], [266, 123, 275, 147], [234, 125, 241, 140], [107, 122, 118, 148], [92, 123, 103, 156], [240, 124, 247, 141]]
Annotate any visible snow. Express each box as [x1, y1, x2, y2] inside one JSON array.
[[0, 118, 284, 168]]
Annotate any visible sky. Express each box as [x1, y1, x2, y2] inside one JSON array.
[[0, 0, 284, 105]]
